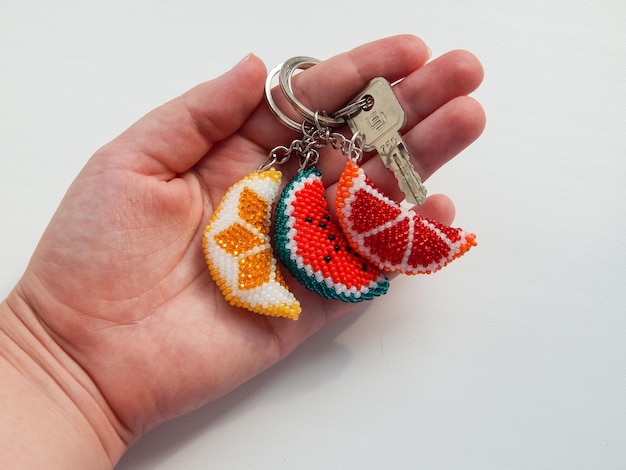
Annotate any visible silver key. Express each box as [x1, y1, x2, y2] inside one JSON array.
[[343, 78, 427, 205]]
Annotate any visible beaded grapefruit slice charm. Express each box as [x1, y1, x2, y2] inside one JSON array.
[[274, 166, 389, 302], [202, 169, 301, 320], [336, 161, 477, 275]]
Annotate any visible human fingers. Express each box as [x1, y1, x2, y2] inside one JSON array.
[[94, 54, 267, 179], [360, 50, 484, 199], [321, 95, 485, 203], [404, 96, 486, 181], [413, 193, 456, 225], [395, 49, 484, 128], [241, 35, 431, 152]]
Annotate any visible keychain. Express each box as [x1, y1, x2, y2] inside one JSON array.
[[202, 56, 476, 320]]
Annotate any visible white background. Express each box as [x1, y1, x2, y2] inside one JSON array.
[[2, 1, 625, 468]]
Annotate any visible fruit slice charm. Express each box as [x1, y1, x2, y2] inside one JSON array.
[[203, 169, 301, 320], [274, 167, 389, 302], [336, 161, 477, 275]]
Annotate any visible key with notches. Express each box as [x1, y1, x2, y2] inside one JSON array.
[[341, 77, 427, 205]]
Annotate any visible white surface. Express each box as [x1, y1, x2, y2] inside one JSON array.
[[2, 1, 625, 468]]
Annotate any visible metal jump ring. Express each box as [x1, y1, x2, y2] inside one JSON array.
[[279, 56, 345, 129], [348, 131, 365, 163]]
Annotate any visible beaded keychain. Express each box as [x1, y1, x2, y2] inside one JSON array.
[[335, 159, 477, 275], [202, 56, 476, 320]]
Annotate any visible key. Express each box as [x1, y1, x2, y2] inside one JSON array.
[[343, 78, 427, 205]]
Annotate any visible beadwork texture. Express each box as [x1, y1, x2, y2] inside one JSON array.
[[336, 161, 477, 275], [203, 169, 301, 320], [274, 167, 389, 302]]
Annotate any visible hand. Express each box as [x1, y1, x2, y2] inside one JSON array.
[[2, 35, 484, 465]]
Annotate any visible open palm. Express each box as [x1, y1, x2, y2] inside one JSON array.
[[14, 35, 484, 444]]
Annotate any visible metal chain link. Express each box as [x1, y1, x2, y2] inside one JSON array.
[[260, 111, 364, 172]]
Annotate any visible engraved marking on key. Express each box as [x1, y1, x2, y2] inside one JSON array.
[[344, 78, 427, 205]]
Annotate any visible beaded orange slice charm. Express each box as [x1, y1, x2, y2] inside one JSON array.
[[202, 169, 301, 320], [336, 161, 477, 274]]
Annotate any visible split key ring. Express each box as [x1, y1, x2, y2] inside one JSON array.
[[264, 56, 346, 132]]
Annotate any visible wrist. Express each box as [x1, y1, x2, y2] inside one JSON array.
[[0, 290, 128, 469]]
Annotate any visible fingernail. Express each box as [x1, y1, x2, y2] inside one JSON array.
[[237, 52, 254, 66], [427, 46, 432, 60]]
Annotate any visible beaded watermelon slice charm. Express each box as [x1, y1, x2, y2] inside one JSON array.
[[274, 166, 389, 302], [202, 168, 301, 320], [336, 161, 477, 275]]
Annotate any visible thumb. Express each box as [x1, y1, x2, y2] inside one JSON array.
[[98, 54, 267, 178]]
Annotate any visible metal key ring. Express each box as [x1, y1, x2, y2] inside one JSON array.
[[265, 63, 302, 132], [279, 56, 345, 129]]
